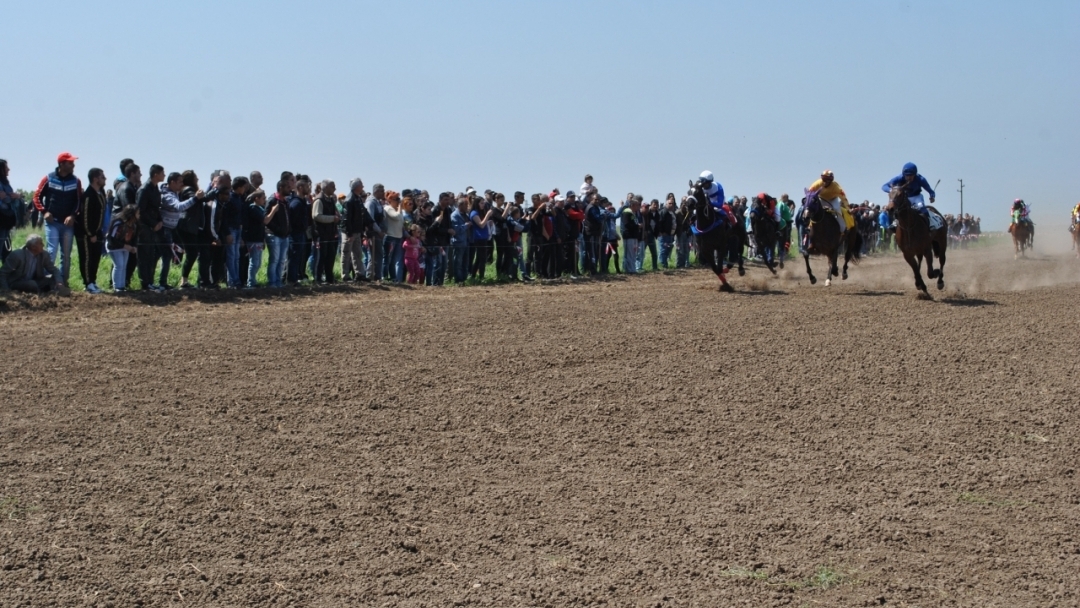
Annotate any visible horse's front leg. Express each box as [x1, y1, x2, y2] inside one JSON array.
[[925, 245, 938, 279], [905, 251, 929, 296], [803, 251, 817, 285]]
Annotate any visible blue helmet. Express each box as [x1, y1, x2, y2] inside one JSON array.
[[902, 162, 918, 176]]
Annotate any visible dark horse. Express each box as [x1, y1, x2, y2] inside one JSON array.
[[886, 186, 948, 297], [1010, 221, 1034, 259], [802, 190, 862, 286], [687, 181, 734, 292], [749, 198, 778, 275]]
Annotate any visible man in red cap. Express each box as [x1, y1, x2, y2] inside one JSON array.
[[33, 152, 83, 286]]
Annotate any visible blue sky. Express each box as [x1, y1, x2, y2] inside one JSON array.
[[4, 0, 1078, 230]]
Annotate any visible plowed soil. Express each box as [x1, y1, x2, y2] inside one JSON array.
[[2, 243, 1079, 607]]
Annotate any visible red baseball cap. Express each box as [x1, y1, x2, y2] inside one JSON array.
[[57, 152, 78, 164]]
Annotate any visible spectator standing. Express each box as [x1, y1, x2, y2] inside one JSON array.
[[599, 199, 619, 274], [404, 224, 425, 284], [159, 172, 200, 289], [33, 152, 83, 287], [582, 192, 603, 275], [0, 234, 66, 294], [242, 189, 267, 287], [426, 192, 453, 285], [341, 178, 371, 281], [76, 168, 107, 292], [365, 184, 387, 282], [0, 160, 22, 262], [219, 175, 247, 288], [105, 206, 138, 292], [620, 196, 642, 274], [469, 195, 495, 280], [205, 174, 231, 286], [641, 199, 659, 270], [112, 163, 141, 287], [449, 195, 471, 283], [656, 194, 677, 269], [675, 198, 693, 269], [312, 180, 340, 284], [176, 171, 207, 289], [135, 164, 166, 291], [0, 160, 23, 261], [383, 191, 406, 282], [264, 180, 292, 287]]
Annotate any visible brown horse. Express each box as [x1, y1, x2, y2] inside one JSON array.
[[1009, 222, 1033, 259], [886, 186, 948, 297], [802, 191, 862, 286]]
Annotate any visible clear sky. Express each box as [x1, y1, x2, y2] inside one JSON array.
[[5, 0, 1078, 231]]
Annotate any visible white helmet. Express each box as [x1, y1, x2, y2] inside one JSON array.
[[700, 170, 715, 183]]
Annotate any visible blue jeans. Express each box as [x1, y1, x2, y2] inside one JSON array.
[[45, 219, 75, 284], [450, 243, 469, 283], [383, 236, 404, 282], [247, 243, 264, 287], [659, 235, 674, 268], [266, 235, 289, 287], [676, 233, 692, 268], [426, 247, 446, 286], [108, 249, 129, 290], [623, 238, 640, 274], [225, 228, 242, 287]]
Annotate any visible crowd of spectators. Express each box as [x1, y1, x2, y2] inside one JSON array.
[[0, 154, 974, 296]]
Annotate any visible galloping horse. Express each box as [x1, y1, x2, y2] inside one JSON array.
[[1010, 221, 1034, 259], [749, 200, 778, 275], [687, 181, 734, 292], [886, 185, 948, 296], [802, 190, 862, 286]]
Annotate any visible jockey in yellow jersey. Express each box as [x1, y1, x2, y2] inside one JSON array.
[[1071, 202, 1080, 231], [808, 170, 854, 233]]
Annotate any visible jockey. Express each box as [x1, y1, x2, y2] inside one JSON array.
[[1010, 199, 1032, 229], [1071, 202, 1080, 231], [698, 171, 735, 225], [808, 170, 854, 233], [882, 162, 935, 221], [752, 192, 781, 223]]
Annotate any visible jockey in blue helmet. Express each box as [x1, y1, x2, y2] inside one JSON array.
[[882, 162, 935, 220]]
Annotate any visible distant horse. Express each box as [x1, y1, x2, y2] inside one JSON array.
[[1010, 221, 1033, 259], [802, 190, 862, 286], [886, 186, 948, 296], [687, 181, 734, 292], [724, 204, 747, 276], [749, 200, 778, 275], [1073, 225, 1080, 259]]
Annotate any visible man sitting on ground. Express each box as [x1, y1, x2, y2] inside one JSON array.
[[0, 234, 69, 295]]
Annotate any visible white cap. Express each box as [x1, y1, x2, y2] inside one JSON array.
[[700, 170, 715, 182]]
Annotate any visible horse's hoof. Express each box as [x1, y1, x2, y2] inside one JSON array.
[[738, 267, 746, 277], [917, 291, 934, 301], [720, 283, 735, 293], [825, 279, 832, 286], [842, 271, 849, 281], [937, 280, 945, 290], [809, 275, 817, 285]]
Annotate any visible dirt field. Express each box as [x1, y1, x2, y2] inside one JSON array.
[[2, 242, 1079, 607]]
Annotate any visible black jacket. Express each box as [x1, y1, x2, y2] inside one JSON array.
[[136, 182, 163, 231], [113, 180, 137, 216], [429, 204, 453, 247], [78, 186, 107, 238], [265, 194, 291, 238], [344, 194, 372, 237], [177, 186, 204, 234]]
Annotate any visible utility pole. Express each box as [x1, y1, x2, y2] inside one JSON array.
[[957, 179, 964, 217]]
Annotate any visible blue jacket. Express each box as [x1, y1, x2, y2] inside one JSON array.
[[451, 209, 471, 246], [882, 174, 935, 199]]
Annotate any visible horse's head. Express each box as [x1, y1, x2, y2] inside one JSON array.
[[887, 185, 910, 217]]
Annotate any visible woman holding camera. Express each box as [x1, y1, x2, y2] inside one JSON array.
[[468, 195, 495, 280]]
